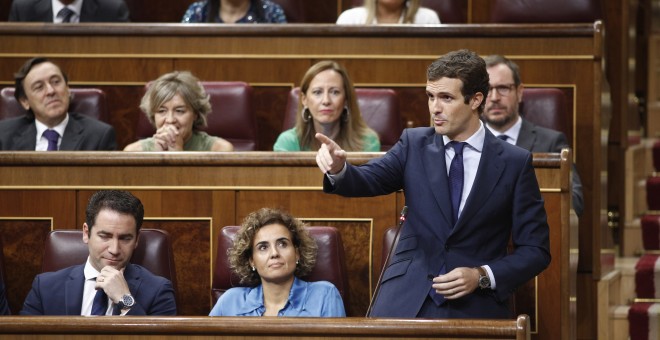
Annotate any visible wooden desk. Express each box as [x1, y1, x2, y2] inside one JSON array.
[[0, 151, 572, 340]]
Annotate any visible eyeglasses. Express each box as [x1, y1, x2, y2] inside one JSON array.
[[488, 84, 516, 96]]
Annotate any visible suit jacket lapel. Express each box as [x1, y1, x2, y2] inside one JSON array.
[[12, 122, 37, 150], [36, 0, 54, 21], [455, 131, 505, 230], [421, 134, 453, 231], [516, 119, 536, 151], [60, 114, 83, 150], [80, 0, 98, 22], [65, 266, 85, 315]]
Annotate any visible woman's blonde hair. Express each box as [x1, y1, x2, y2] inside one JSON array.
[[364, 0, 421, 24], [295, 60, 374, 151], [228, 208, 318, 286], [140, 71, 211, 130]]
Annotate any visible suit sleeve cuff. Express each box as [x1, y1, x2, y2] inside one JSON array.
[[325, 162, 347, 185]]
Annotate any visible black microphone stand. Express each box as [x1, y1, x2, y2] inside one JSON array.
[[366, 206, 407, 317]]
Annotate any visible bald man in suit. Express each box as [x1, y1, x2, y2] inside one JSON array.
[[9, 0, 129, 22]]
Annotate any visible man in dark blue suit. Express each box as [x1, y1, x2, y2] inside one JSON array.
[[20, 190, 176, 315], [316, 49, 551, 318], [0, 277, 9, 315], [0, 57, 116, 151], [9, 0, 129, 23]]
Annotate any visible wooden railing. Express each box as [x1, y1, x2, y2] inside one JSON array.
[[0, 315, 531, 340]]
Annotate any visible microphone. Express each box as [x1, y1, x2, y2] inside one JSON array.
[[398, 206, 408, 226], [366, 206, 408, 317]]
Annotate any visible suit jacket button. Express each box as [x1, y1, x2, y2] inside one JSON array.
[[444, 245, 449, 251]]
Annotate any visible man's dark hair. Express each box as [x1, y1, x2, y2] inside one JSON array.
[[14, 57, 69, 114], [426, 49, 489, 113], [85, 190, 144, 233], [483, 54, 522, 86]]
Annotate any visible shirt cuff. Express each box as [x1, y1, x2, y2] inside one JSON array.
[[325, 162, 347, 185]]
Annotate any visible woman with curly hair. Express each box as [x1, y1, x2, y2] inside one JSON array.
[[209, 208, 345, 316]]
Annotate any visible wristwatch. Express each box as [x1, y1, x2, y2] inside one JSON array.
[[117, 294, 135, 310], [476, 266, 491, 289]]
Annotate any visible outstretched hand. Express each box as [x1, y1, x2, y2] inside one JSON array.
[[315, 133, 347, 175]]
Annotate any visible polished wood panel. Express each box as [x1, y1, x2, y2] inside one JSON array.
[[0, 315, 531, 340], [0, 152, 570, 340], [0, 219, 52, 315], [141, 219, 212, 316]]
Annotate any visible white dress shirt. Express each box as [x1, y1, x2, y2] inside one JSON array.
[[52, 0, 83, 23], [81, 257, 112, 316], [485, 116, 523, 145], [35, 114, 69, 151]]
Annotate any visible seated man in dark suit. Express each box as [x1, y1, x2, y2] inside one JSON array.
[[482, 54, 584, 217], [0, 278, 9, 315], [0, 57, 117, 150], [9, 0, 129, 22], [20, 190, 177, 315]]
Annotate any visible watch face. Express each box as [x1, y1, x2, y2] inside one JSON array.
[[479, 276, 491, 289], [120, 294, 135, 308]]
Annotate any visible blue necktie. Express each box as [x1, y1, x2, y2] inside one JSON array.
[[448, 141, 466, 226], [43, 130, 59, 151], [428, 141, 468, 306], [58, 7, 75, 23], [91, 289, 108, 316], [497, 134, 509, 142]]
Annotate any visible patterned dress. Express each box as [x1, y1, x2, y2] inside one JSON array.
[[182, 0, 287, 23]]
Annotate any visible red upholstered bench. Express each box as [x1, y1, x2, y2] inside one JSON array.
[[641, 215, 660, 251], [653, 140, 660, 172], [630, 255, 660, 340], [629, 302, 660, 340], [647, 177, 660, 211], [635, 254, 660, 299]]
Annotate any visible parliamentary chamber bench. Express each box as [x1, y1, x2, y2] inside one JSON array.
[[0, 150, 572, 340], [0, 20, 603, 340]]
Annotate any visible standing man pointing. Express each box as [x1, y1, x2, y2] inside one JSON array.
[[316, 49, 550, 318]]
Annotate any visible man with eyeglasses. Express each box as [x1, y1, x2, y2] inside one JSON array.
[[482, 54, 583, 217]]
